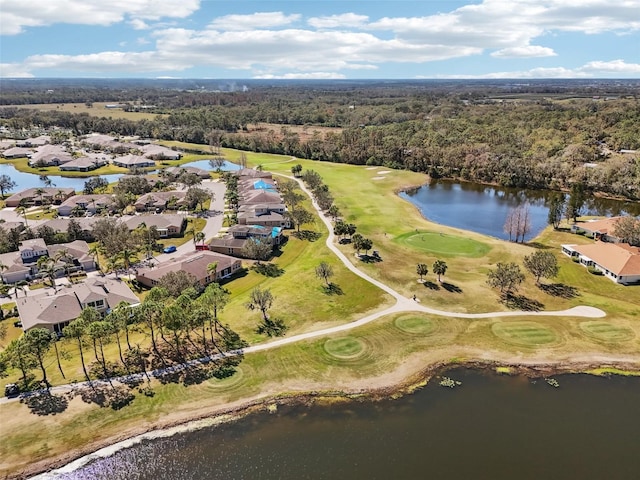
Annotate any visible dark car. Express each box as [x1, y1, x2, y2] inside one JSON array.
[[4, 383, 20, 398]]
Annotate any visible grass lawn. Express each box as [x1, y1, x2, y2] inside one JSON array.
[[395, 231, 491, 258]]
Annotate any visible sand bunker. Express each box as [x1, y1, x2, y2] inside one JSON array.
[[377, 170, 391, 174], [372, 176, 385, 180]]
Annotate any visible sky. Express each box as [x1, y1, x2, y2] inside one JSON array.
[[1, 0, 639, 79]]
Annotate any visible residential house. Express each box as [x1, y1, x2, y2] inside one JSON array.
[[16, 135, 50, 147], [18, 238, 48, 263], [240, 189, 283, 205], [164, 166, 211, 179], [5, 187, 75, 207], [235, 168, 272, 179], [40, 217, 97, 241], [237, 203, 290, 228], [1, 146, 33, 159], [27, 144, 74, 167], [134, 191, 187, 212], [59, 156, 108, 172], [57, 194, 114, 216], [571, 217, 627, 243], [124, 214, 186, 237], [562, 242, 640, 285], [135, 251, 241, 289], [112, 154, 156, 169], [16, 277, 139, 333], [0, 239, 96, 284], [140, 144, 182, 160], [209, 224, 283, 257]]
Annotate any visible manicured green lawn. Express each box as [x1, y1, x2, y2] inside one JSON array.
[[395, 231, 491, 258], [491, 321, 559, 347]]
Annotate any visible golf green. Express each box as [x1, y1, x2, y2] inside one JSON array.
[[396, 231, 491, 257]]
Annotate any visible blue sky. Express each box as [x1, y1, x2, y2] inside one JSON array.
[[1, 0, 639, 78]]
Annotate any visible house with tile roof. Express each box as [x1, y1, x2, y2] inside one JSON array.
[[16, 277, 139, 333], [134, 191, 187, 212], [5, 187, 75, 207], [135, 251, 241, 289], [571, 216, 627, 243], [57, 194, 114, 216], [124, 214, 187, 237], [562, 242, 640, 285]]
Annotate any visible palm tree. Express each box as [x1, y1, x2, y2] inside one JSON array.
[[37, 256, 61, 291], [9, 280, 27, 299], [433, 260, 448, 283], [416, 263, 429, 282], [195, 231, 205, 247], [34, 188, 45, 206], [88, 244, 102, 272], [63, 319, 91, 382], [207, 262, 218, 282], [54, 248, 75, 279], [115, 247, 139, 280]]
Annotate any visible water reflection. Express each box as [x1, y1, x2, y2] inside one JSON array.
[[54, 371, 640, 480], [400, 180, 640, 240]]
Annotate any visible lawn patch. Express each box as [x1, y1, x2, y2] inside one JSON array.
[[394, 315, 438, 335], [579, 321, 635, 343], [491, 321, 559, 347], [324, 337, 366, 360], [395, 231, 491, 258]]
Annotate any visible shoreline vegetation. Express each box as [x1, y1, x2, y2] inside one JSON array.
[[1, 146, 639, 479]]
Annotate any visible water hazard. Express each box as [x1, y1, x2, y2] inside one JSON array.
[[49, 370, 640, 480], [400, 180, 640, 240]]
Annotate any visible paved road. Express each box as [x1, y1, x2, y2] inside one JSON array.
[[0, 172, 608, 404]]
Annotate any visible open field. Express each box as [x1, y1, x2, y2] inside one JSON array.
[[0, 145, 638, 478], [0, 103, 164, 121]]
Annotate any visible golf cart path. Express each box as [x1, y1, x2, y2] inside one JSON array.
[[0, 173, 606, 405]]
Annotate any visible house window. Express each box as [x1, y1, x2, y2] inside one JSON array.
[[95, 299, 105, 307]]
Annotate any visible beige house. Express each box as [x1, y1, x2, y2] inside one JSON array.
[[112, 154, 156, 168], [135, 251, 241, 289], [140, 144, 182, 160], [57, 194, 114, 216], [16, 278, 139, 333], [5, 187, 75, 207], [124, 214, 187, 237], [562, 242, 640, 285], [134, 191, 187, 212], [571, 217, 627, 243]]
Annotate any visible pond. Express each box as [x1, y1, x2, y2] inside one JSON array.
[[0, 163, 124, 194], [179, 159, 241, 172], [48, 370, 640, 480], [400, 180, 640, 241]]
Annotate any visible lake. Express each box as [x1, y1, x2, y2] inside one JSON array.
[[400, 180, 640, 241], [1, 159, 241, 195], [0, 164, 124, 193], [49, 370, 640, 480]]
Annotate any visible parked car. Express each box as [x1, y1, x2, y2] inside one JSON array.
[[4, 383, 20, 398], [163, 245, 177, 254]]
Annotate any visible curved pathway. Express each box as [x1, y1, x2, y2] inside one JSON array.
[[0, 171, 606, 404]]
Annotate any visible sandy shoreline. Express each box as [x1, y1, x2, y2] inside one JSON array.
[[16, 356, 640, 480]]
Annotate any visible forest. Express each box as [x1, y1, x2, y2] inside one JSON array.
[[1, 80, 639, 200]]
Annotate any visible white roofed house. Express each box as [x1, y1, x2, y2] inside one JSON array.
[[27, 144, 74, 167], [112, 154, 156, 169], [140, 144, 182, 160]]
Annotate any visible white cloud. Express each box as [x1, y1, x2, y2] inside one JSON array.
[[0, 63, 34, 77], [492, 46, 557, 58], [308, 13, 369, 29], [254, 72, 347, 79], [129, 18, 149, 30], [435, 60, 640, 78], [208, 12, 301, 31], [580, 59, 640, 74], [0, 0, 201, 35]]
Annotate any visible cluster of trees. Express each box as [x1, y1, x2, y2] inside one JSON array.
[[5, 83, 638, 200], [612, 216, 640, 246], [0, 282, 247, 391], [416, 260, 448, 282], [486, 250, 559, 296]]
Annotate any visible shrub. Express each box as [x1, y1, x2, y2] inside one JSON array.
[[572, 256, 580, 263], [587, 266, 603, 275]]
